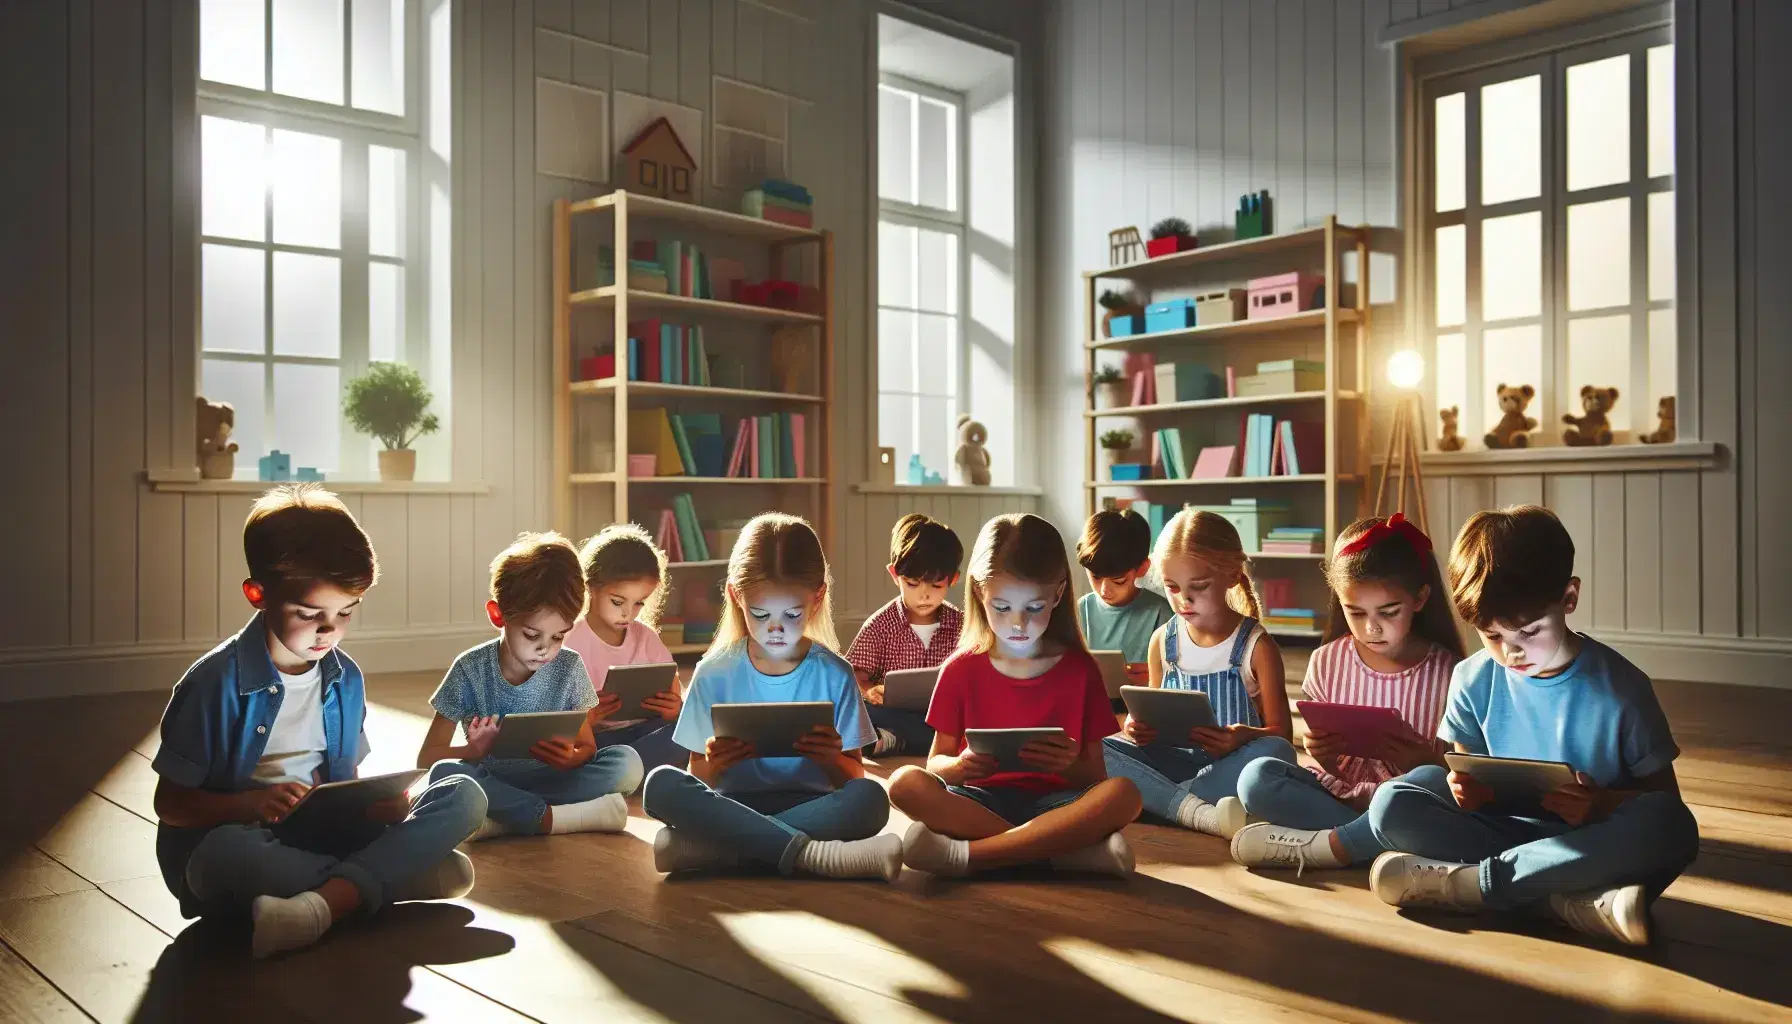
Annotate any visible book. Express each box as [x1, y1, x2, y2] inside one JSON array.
[[725, 418, 750, 477], [667, 414, 697, 474], [671, 493, 707, 561], [627, 408, 683, 475], [1225, 365, 1237, 398], [683, 413, 726, 477], [1256, 359, 1325, 374], [791, 413, 806, 477], [749, 417, 760, 477], [1130, 371, 1148, 407], [1191, 445, 1236, 479], [777, 412, 796, 479]]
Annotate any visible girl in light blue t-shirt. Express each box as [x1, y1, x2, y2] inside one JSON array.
[[642, 513, 899, 881]]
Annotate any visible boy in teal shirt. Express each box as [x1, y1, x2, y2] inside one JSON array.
[[1075, 509, 1173, 677]]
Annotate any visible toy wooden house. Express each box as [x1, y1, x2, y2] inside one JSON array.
[[620, 117, 697, 203]]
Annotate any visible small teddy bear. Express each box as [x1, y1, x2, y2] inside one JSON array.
[[1437, 405, 1464, 452], [953, 414, 991, 486], [1562, 385, 1620, 446], [196, 395, 240, 480], [1484, 384, 1536, 449], [1640, 395, 1677, 444]]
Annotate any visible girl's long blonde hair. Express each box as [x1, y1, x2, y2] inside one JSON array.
[[959, 514, 1086, 656], [1153, 509, 1263, 620], [712, 512, 839, 652], [578, 523, 670, 629]]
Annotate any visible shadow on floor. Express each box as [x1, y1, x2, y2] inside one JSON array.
[[1, 691, 164, 865]]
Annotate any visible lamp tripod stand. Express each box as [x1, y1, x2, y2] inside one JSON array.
[[1373, 391, 1431, 534]]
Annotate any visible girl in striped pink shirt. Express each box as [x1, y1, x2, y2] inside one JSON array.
[[1229, 514, 1466, 872]]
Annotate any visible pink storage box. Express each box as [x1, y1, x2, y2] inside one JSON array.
[[1246, 272, 1321, 321], [627, 454, 658, 477]]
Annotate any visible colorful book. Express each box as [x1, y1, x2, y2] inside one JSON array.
[[627, 408, 683, 475], [1225, 365, 1237, 398], [1257, 359, 1325, 375], [684, 413, 726, 477], [667, 414, 697, 474], [778, 413, 796, 479], [1191, 445, 1236, 479], [790, 413, 806, 477]]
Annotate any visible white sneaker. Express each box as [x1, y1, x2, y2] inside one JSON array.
[[391, 850, 476, 902], [652, 827, 739, 874], [1549, 884, 1650, 946], [1370, 852, 1482, 912], [1229, 823, 1341, 875], [871, 728, 904, 758], [1180, 795, 1247, 839]]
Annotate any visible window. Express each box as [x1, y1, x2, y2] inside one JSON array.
[[198, 0, 447, 479], [1418, 23, 1674, 446]]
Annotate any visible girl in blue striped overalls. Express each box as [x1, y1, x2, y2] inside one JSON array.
[[1103, 510, 1298, 838]]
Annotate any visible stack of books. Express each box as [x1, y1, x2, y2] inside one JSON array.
[[724, 412, 807, 478], [741, 179, 814, 228], [1152, 427, 1190, 479], [653, 493, 711, 562], [1238, 414, 1324, 478], [598, 246, 670, 292], [623, 320, 711, 385], [628, 409, 727, 477], [1261, 526, 1325, 555], [1263, 608, 1319, 633]]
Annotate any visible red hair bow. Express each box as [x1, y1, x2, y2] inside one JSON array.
[[1337, 513, 1432, 558]]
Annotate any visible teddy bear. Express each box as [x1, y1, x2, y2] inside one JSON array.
[[1437, 405, 1464, 452], [953, 414, 991, 486], [1484, 384, 1536, 449], [1640, 395, 1677, 443], [196, 395, 239, 479], [1562, 385, 1620, 446]]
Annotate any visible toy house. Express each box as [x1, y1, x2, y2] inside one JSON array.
[[619, 117, 696, 204]]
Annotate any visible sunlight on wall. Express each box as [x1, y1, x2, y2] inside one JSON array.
[[716, 910, 965, 1021]]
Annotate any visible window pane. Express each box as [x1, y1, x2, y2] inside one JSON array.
[[272, 0, 345, 105], [1649, 307, 1677, 424], [878, 221, 916, 308], [1649, 190, 1675, 301], [917, 313, 956, 398], [879, 393, 913, 468], [1436, 332, 1467, 437], [1566, 54, 1629, 192], [878, 308, 915, 393], [1481, 211, 1541, 321], [1434, 224, 1465, 327], [271, 129, 341, 249], [351, 0, 404, 115], [369, 145, 406, 258], [1483, 324, 1542, 434], [202, 244, 266, 353], [1434, 93, 1465, 213], [1648, 45, 1674, 179], [1565, 314, 1630, 428], [201, 0, 266, 90], [1567, 198, 1630, 311], [202, 116, 267, 242], [1481, 75, 1541, 204], [369, 262, 404, 363], [878, 86, 914, 203], [917, 96, 956, 212], [273, 252, 341, 357], [917, 395, 952, 483], [273, 363, 341, 472], [917, 227, 958, 315], [202, 359, 266, 471]]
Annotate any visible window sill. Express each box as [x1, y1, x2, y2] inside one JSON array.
[[143, 470, 490, 495], [854, 482, 1044, 497], [1374, 441, 1721, 476]]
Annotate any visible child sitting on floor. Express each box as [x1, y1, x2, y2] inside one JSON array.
[[846, 513, 965, 757], [1229, 513, 1465, 872], [889, 513, 1142, 877], [419, 532, 643, 839], [643, 513, 900, 881], [1367, 505, 1700, 946], [1076, 508, 1174, 692], [1102, 509, 1298, 839], [153, 484, 484, 959]]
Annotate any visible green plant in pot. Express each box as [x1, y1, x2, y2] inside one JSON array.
[[1098, 428, 1137, 476], [1098, 289, 1142, 338], [345, 362, 440, 482], [1091, 364, 1130, 411], [1147, 216, 1195, 257]]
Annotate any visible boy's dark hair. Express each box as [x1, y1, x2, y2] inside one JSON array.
[[490, 531, 587, 624], [888, 514, 963, 582], [243, 483, 379, 599], [1448, 504, 1576, 627], [1077, 508, 1152, 578]]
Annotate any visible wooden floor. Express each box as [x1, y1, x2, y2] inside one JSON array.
[[2, 656, 1789, 1023]]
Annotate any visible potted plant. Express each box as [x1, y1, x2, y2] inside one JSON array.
[[1147, 216, 1196, 258], [345, 362, 440, 482], [1098, 428, 1138, 476], [1091, 365, 1131, 411], [1098, 289, 1143, 339]]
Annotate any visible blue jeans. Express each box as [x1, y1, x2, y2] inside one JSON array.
[[429, 745, 643, 833], [1235, 757, 1383, 864], [642, 765, 890, 875], [1367, 764, 1701, 910], [1103, 734, 1298, 822], [595, 719, 686, 772], [867, 705, 934, 754], [182, 773, 485, 917], [946, 784, 1087, 825]]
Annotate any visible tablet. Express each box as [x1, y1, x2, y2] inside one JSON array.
[[1119, 686, 1217, 742], [279, 769, 426, 834], [1089, 650, 1130, 700], [1443, 752, 1577, 810], [881, 667, 939, 712], [601, 663, 679, 718], [487, 710, 589, 760], [710, 701, 835, 759], [1296, 701, 1413, 759], [964, 727, 1068, 774]]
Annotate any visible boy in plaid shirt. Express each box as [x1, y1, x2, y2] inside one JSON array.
[[848, 514, 965, 756]]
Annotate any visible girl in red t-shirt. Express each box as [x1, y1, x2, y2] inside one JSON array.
[[889, 514, 1143, 877]]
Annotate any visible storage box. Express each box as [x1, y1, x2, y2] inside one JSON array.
[[628, 454, 658, 477], [1189, 503, 1292, 554], [1246, 272, 1322, 321], [1194, 289, 1247, 325], [1109, 463, 1148, 482], [1144, 298, 1197, 333], [1153, 362, 1225, 402], [1237, 369, 1326, 396], [1106, 313, 1142, 338], [1145, 235, 1195, 258]]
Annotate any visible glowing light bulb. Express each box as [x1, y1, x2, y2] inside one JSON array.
[[1387, 349, 1425, 390]]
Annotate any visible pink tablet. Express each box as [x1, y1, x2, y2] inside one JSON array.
[[1295, 701, 1414, 759]]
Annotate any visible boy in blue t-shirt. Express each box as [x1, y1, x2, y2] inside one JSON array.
[[1367, 505, 1698, 946], [1075, 509, 1172, 687]]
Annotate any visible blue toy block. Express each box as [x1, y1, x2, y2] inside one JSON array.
[[258, 450, 292, 482], [907, 453, 925, 485], [1109, 463, 1147, 482], [1235, 190, 1272, 240], [923, 468, 945, 486], [1106, 313, 1142, 338], [295, 467, 324, 482]]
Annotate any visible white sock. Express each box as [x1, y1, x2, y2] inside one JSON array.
[[468, 817, 508, 842], [1173, 794, 1208, 830], [794, 834, 903, 882], [390, 850, 476, 903], [901, 821, 971, 877], [1450, 864, 1484, 906], [871, 728, 904, 757], [250, 891, 332, 959], [1050, 833, 1135, 877], [1174, 794, 1244, 836], [549, 793, 629, 834]]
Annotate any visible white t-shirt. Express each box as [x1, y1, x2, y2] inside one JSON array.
[[1173, 618, 1265, 699], [911, 621, 941, 648], [253, 661, 327, 784]]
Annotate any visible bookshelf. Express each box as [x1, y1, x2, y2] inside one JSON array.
[[553, 189, 834, 656], [1083, 215, 1370, 638]]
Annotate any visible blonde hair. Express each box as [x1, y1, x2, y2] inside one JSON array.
[[578, 523, 670, 629], [713, 512, 839, 652], [959, 514, 1085, 656], [1153, 509, 1263, 620], [490, 531, 587, 623]]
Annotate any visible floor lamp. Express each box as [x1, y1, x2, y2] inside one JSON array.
[[1374, 350, 1431, 535]]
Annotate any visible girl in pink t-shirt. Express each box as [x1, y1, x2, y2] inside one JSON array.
[[564, 524, 685, 771], [1230, 514, 1466, 872], [889, 513, 1141, 878]]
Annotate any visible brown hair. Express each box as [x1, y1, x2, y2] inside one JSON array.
[[1448, 504, 1576, 628], [1322, 517, 1467, 658], [713, 513, 839, 652], [1076, 508, 1152, 578], [889, 513, 964, 582], [959, 514, 1086, 656], [489, 531, 586, 624], [1152, 509, 1263, 620], [243, 483, 379, 599], [579, 523, 670, 629]]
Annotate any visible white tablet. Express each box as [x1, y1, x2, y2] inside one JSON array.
[[1089, 650, 1130, 699], [964, 727, 1068, 774], [279, 769, 426, 834], [710, 701, 835, 759], [1443, 752, 1577, 810], [881, 667, 939, 712], [487, 710, 588, 760], [601, 663, 679, 718], [1119, 686, 1218, 742]]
